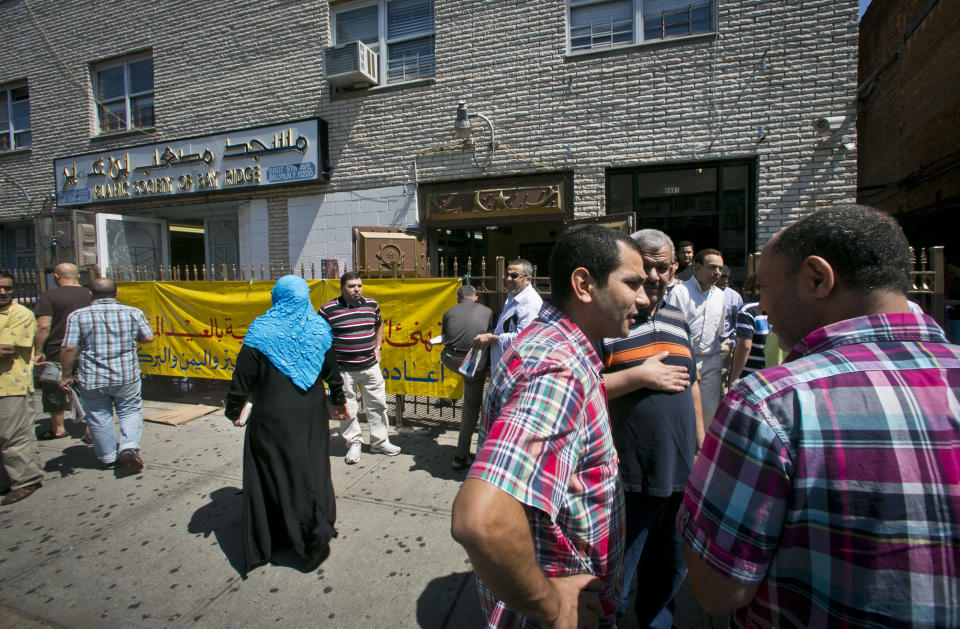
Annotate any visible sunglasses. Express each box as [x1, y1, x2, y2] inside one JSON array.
[[505, 272, 528, 279]]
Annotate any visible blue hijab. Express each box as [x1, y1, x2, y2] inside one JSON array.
[[243, 275, 332, 391]]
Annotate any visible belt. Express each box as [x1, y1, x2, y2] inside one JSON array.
[[444, 346, 470, 355]]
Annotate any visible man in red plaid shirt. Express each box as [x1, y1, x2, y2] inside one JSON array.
[[452, 225, 649, 629]]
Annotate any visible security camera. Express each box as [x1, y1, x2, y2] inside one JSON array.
[[812, 116, 844, 133]]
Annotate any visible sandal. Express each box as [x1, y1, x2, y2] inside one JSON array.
[[81, 430, 93, 444], [37, 428, 69, 440], [450, 454, 474, 471]]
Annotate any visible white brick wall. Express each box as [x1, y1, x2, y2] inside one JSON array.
[[288, 186, 418, 271], [0, 0, 859, 266]]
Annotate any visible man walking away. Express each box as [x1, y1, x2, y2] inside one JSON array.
[[679, 205, 960, 627], [33, 263, 91, 440], [452, 225, 649, 629], [319, 271, 400, 464], [440, 285, 493, 470], [59, 278, 154, 474], [473, 258, 542, 373], [599, 229, 702, 628], [0, 271, 43, 505]]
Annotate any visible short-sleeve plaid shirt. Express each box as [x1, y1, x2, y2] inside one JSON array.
[[469, 303, 624, 628], [62, 298, 153, 389], [678, 313, 960, 627]]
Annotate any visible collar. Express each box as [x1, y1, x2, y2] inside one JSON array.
[[538, 302, 603, 373], [92, 298, 119, 305], [684, 276, 716, 297], [786, 312, 949, 362], [337, 295, 366, 308]]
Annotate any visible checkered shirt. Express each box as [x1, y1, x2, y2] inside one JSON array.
[[62, 298, 153, 390], [469, 302, 624, 628], [677, 312, 960, 628]]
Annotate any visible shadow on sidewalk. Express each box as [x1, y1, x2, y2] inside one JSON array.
[[416, 570, 483, 629], [43, 444, 109, 477], [187, 487, 245, 575]]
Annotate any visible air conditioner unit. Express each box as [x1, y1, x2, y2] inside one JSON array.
[[325, 40, 379, 88]]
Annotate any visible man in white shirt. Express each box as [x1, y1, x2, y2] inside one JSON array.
[[665, 248, 725, 425], [474, 258, 543, 372]]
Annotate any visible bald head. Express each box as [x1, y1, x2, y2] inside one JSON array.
[[90, 278, 117, 300], [54, 263, 81, 285]]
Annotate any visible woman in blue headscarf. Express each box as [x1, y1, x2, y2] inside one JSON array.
[[225, 275, 347, 576]]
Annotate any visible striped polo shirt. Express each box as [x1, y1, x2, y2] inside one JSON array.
[[734, 302, 769, 376], [318, 295, 382, 370]]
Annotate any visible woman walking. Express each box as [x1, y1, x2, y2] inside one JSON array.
[[225, 275, 347, 576]]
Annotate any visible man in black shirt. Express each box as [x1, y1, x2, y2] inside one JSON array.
[[440, 285, 493, 470], [33, 263, 90, 440]]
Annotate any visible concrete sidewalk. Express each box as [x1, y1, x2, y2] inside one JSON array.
[[0, 395, 721, 629]]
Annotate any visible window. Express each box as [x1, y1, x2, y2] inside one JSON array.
[[569, 0, 714, 53], [607, 161, 754, 278], [333, 0, 435, 84], [94, 54, 154, 133], [0, 83, 31, 151]]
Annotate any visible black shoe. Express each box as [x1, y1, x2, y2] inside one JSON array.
[[117, 449, 144, 474]]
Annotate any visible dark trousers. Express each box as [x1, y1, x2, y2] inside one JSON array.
[[618, 491, 687, 628], [440, 347, 486, 457]]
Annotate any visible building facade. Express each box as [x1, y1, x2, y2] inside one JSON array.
[[1, 0, 859, 282], [858, 0, 958, 297]]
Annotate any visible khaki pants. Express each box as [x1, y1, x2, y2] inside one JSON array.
[[0, 395, 43, 490], [339, 364, 391, 447]]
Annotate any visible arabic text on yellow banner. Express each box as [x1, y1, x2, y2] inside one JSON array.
[[119, 279, 463, 398]]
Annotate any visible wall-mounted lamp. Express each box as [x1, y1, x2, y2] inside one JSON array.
[[454, 102, 496, 169]]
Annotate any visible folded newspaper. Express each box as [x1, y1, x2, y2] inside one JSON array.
[[458, 347, 484, 378]]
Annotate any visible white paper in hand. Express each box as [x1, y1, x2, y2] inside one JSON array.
[[236, 401, 253, 426]]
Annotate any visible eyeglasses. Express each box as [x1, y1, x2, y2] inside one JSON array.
[[505, 272, 528, 279], [0, 285, 14, 292]]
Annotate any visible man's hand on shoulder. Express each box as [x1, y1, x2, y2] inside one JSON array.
[[540, 574, 604, 629]]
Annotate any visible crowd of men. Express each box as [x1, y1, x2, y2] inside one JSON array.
[[2, 205, 957, 627], [450, 206, 959, 628]]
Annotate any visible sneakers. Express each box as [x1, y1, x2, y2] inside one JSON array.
[[370, 441, 401, 456], [117, 448, 144, 474], [345, 442, 362, 464]]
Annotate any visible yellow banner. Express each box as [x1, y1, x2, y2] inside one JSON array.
[[119, 279, 463, 398]]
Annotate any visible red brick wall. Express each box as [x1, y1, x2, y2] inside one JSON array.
[[857, 0, 960, 215]]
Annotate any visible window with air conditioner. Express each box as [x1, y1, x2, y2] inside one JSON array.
[[568, 0, 714, 53], [93, 53, 154, 134], [332, 0, 435, 85], [0, 82, 31, 151]]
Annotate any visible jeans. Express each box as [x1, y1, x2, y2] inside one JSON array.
[[77, 380, 144, 465], [617, 492, 687, 629], [339, 364, 391, 447]]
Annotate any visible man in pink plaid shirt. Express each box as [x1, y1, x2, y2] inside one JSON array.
[[452, 225, 649, 629]]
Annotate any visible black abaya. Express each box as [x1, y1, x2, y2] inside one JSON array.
[[225, 345, 346, 575]]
